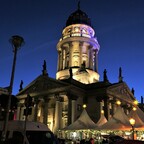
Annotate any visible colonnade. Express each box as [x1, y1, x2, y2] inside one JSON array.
[[16, 92, 78, 133], [57, 41, 98, 72]]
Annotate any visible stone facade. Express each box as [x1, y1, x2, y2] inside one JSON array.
[[16, 6, 137, 134]]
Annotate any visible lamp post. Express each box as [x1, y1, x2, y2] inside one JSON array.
[[1, 35, 24, 142], [129, 118, 135, 140]]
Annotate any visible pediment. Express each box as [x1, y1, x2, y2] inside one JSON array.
[[17, 75, 69, 96], [107, 82, 135, 102]]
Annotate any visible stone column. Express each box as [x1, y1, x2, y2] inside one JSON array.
[[67, 95, 72, 125], [63, 49, 66, 69], [67, 92, 72, 125], [89, 48, 93, 69], [16, 102, 21, 120], [59, 100, 63, 129], [87, 46, 90, 68], [103, 98, 110, 120], [71, 100, 76, 123], [53, 94, 61, 133], [34, 97, 40, 122], [66, 47, 70, 68], [79, 42, 82, 66], [91, 49, 94, 69], [20, 105, 25, 120], [69, 42, 72, 67], [71, 42, 78, 67], [67, 93, 78, 125], [59, 51, 62, 70], [60, 48, 64, 70], [57, 51, 60, 71], [43, 97, 50, 125], [94, 49, 98, 72]]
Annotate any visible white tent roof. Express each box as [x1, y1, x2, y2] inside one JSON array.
[[134, 106, 144, 122], [62, 109, 98, 130], [99, 106, 131, 130], [0, 120, 50, 131], [96, 114, 107, 127], [128, 107, 144, 127]]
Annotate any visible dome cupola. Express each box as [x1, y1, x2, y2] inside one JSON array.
[[56, 1, 100, 83], [66, 2, 91, 27]]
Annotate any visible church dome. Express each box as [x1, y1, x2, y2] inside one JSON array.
[[66, 8, 91, 27]]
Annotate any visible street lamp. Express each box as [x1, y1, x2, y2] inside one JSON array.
[[83, 104, 87, 108], [1, 35, 24, 142], [129, 118, 135, 140], [116, 100, 121, 105]]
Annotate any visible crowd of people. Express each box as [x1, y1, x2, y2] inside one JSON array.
[[57, 137, 108, 144]]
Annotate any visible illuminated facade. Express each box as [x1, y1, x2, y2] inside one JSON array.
[[16, 6, 138, 133], [56, 9, 100, 84]]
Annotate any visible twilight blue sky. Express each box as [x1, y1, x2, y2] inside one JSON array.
[[0, 0, 144, 102]]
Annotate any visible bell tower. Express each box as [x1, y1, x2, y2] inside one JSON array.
[[56, 4, 100, 84]]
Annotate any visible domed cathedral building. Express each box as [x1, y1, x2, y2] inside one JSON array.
[[56, 3, 100, 84], [16, 3, 138, 133]]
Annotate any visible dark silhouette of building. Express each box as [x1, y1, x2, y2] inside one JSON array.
[[0, 87, 18, 120]]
